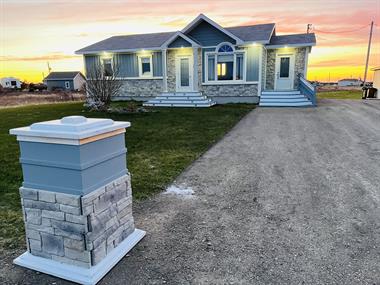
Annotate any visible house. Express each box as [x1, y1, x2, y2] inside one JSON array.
[[44, 72, 86, 92], [76, 14, 316, 107], [337, 78, 361, 87], [371, 67, 380, 98], [0, 77, 21, 89]]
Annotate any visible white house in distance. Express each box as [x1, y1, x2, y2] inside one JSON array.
[[0, 77, 21, 89], [337, 78, 361, 87], [371, 66, 380, 98]]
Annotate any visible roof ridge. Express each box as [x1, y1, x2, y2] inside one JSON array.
[[226, 23, 275, 29]]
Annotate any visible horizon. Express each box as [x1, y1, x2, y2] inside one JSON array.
[[1, 0, 379, 83]]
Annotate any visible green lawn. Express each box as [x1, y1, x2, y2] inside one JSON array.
[[0, 102, 254, 251], [317, 90, 362, 100]]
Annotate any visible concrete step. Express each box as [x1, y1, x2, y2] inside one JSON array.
[[260, 98, 310, 103], [144, 102, 216, 107], [260, 95, 306, 99], [161, 92, 203, 97], [261, 90, 301, 95], [147, 99, 213, 104], [259, 101, 313, 107], [156, 96, 208, 100]]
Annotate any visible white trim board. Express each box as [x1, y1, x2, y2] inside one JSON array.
[[13, 229, 146, 285]]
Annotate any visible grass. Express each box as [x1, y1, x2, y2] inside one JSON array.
[[317, 90, 362, 100], [0, 101, 254, 251]]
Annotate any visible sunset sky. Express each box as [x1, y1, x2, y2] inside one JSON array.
[[1, 0, 379, 83]]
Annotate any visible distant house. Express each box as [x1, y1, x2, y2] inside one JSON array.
[[44, 72, 86, 92], [0, 77, 21, 89], [372, 66, 380, 98], [337, 78, 361, 87]]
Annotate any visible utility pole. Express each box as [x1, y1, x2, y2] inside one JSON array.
[[363, 21, 374, 85], [307, 24, 312, 34]]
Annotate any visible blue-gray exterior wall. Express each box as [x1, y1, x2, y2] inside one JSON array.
[[168, 37, 192, 48], [85, 52, 163, 78], [187, 20, 236, 46], [46, 80, 74, 91], [18, 134, 128, 195], [245, 46, 260, 82]]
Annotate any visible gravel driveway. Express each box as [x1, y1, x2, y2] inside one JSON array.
[[2, 99, 380, 284]]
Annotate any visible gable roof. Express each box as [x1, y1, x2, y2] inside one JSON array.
[[181, 14, 243, 44], [225, 23, 275, 43], [268, 33, 316, 47], [44, 72, 84, 80], [161, 31, 201, 48]]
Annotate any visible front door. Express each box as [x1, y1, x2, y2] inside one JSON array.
[[275, 53, 295, 90], [176, 55, 193, 92]]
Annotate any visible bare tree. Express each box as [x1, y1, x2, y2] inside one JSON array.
[[84, 59, 123, 110]]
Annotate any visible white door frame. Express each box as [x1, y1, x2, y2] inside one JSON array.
[[175, 54, 193, 92], [274, 52, 295, 90]]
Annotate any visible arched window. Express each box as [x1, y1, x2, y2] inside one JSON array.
[[217, 43, 234, 53]]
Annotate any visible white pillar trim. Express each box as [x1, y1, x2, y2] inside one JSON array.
[[162, 49, 167, 92], [192, 47, 199, 91]]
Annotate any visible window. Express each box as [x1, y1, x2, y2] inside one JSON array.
[[138, 55, 152, 77], [65, 81, 70, 89], [280, 57, 290, 78], [205, 43, 245, 83], [102, 58, 113, 76], [11, 81, 16, 86]]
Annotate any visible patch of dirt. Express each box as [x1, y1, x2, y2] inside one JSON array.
[[0, 91, 85, 108]]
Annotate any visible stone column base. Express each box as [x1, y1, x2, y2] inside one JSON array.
[[14, 229, 145, 285], [14, 173, 145, 283]]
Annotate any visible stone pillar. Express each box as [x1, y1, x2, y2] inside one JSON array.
[[162, 49, 168, 92], [10, 116, 145, 285]]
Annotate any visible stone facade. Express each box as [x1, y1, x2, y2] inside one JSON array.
[[117, 79, 163, 99], [200, 84, 258, 97], [265, 47, 307, 90], [20, 174, 134, 268]]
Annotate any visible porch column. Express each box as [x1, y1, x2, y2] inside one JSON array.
[[162, 49, 167, 92], [192, 47, 199, 91]]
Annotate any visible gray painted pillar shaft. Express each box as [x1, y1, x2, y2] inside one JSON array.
[[162, 49, 168, 92], [193, 47, 198, 92]]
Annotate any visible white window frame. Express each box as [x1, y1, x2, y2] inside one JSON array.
[[204, 49, 247, 84], [102, 57, 113, 77], [138, 54, 153, 78], [64, 81, 70, 89]]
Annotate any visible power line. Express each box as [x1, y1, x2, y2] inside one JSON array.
[[313, 24, 370, 34]]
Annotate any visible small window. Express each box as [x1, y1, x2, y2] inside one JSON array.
[[218, 44, 234, 53], [235, 53, 244, 80], [102, 58, 113, 76], [139, 56, 152, 77], [11, 81, 16, 86], [65, 81, 70, 89], [280, 57, 290, 78], [207, 55, 215, 81]]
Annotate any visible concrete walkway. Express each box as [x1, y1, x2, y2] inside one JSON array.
[[3, 99, 380, 284]]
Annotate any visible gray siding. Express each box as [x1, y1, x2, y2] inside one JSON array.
[[168, 37, 192, 48], [46, 80, 74, 91], [114, 54, 138, 77], [85, 52, 162, 78], [201, 47, 215, 82], [187, 20, 235, 46], [245, 46, 260, 82], [152, 52, 163, 77]]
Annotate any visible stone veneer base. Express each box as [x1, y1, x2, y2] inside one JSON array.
[[14, 229, 146, 285]]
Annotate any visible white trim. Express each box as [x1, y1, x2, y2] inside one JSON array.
[[204, 50, 247, 84], [181, 14, 243, 44], [162, 49, 168, 92], [266, 43, 316, 49], [14, 229, 145, 285], [258, 46, 263, 96], [161, 31, 200, 48], [274, 52, 295, 90], [137, 54, 153, 77], [114, 77, 162, 80], [202, 81, 258, 85]]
